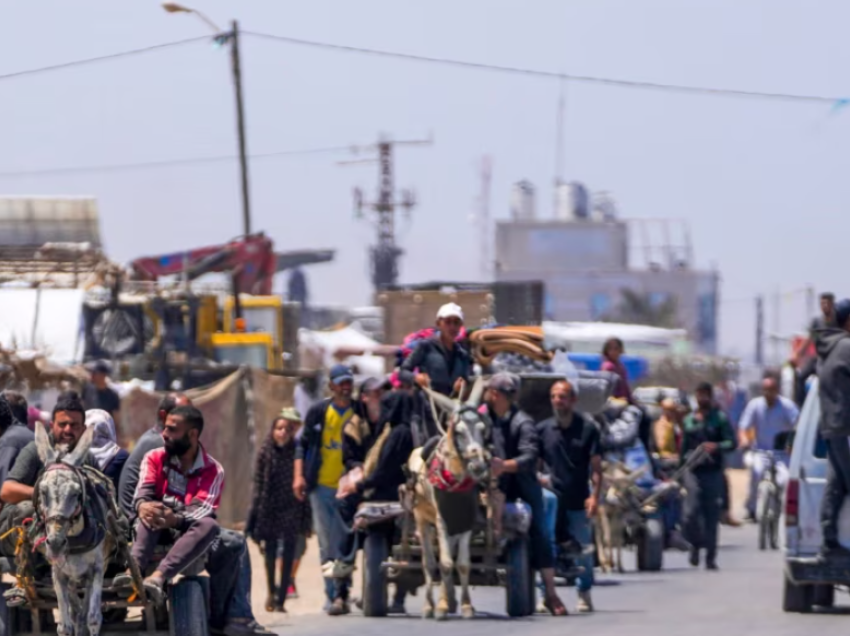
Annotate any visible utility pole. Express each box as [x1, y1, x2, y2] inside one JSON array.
[[161, 5, 252, 237], [755, 295, 764, 367], [553, 77, 566, 218], [229, 20, 252, 237], [342, 134, 432, 292]]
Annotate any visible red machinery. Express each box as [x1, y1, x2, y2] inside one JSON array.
[[130, 233, 277, 295]]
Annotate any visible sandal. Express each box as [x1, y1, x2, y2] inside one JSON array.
[[3, 586, 27, 608], [543, 595, 569, 617]]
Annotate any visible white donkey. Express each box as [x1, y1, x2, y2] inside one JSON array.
[[33, 423, 116, 636], [407, 377, 492, 620]]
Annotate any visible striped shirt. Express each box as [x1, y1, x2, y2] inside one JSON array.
[[133, 445, 224, 523]]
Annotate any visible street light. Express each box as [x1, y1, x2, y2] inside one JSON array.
[[161, 2, 253, 237]]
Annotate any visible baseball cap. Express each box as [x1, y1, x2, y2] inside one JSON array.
[[360, 376, 391, 394], [279, 407, 302, 422], [487, 372, 520, 395], [329, 364, 354, 385], [436, 303, 464, 322]]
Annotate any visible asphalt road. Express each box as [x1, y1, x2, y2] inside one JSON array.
[[264, 525, 850, 636]]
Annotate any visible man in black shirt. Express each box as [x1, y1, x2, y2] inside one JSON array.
[[485, 373, 567, 616], [537, 380, 603, 614], [83, 360, 122, 426]]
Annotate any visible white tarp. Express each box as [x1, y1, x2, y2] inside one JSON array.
[[299, 325, 386, 379], [0, 289, 84, 364], [543, 321, 689, 358]]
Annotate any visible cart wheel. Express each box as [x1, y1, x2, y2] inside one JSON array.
[[362, 532, 389, 618], [636, 518, 664, 572], [169, 577, 209, 636], [505, 537, 532, 617]]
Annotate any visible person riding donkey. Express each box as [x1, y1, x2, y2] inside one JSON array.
[[0, 391, 106, 607]]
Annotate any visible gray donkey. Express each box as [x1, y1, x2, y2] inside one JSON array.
[[33, 423, 115, 636]]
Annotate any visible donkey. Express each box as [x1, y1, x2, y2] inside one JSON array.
[[407, 377, 491, 620], [33, 423, 115, 636]]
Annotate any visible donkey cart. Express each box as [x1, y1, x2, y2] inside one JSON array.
[[0, 545, 209, 636], [356, 498, 535, 619]]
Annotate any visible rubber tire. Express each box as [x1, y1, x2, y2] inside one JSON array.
[[813, 584, 835, 608], [758, 489, 772, 551], [783, 577, 814, 613], [169, 577, 209, 636], [505, 537, 532, 617], [636, 518, 664, 572], [362, 531, 389, 618]]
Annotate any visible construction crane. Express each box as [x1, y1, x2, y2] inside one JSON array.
[[341, 134, 432, 292]]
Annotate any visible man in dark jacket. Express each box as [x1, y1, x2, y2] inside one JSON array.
[[815, 298, 850, 558], [401, 303, 472, 439], [293, 364, 355, 614], [485, 373, 567, 615], [680, 382, 736, 570], [0, 396, 34, 487]]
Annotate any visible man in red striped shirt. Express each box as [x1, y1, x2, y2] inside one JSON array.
[[130, 405, 225, 602]]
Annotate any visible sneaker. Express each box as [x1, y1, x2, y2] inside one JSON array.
[[689, 550, 699, 568], [327, 598, 350, 616], [223, 620, 275, 636], [576, 591, 594, 613], [287, 584, 298, 599], [388, 599, 406, 615], [705, 561, 719, 571], [142, 576, 165, 607]]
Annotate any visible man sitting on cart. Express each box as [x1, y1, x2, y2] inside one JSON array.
[[114, 405, 271, 636], [484, 373, 568, 616], [0, 391, 102, 606]]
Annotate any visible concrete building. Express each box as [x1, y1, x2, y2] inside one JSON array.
[[494, 184, 720, 354]]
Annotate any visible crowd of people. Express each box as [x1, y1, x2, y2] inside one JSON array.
[[0, 297, 828, 627]]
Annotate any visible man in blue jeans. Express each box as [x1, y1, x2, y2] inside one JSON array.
[[537, 380, 603, 613], [293, 364, 355, 614]]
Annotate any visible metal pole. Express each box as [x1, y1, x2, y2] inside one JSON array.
[[230, 20, 251, 236], [755, 295, 764, 367]]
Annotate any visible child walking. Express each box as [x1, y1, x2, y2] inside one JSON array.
[[247, 408, 312, 612]]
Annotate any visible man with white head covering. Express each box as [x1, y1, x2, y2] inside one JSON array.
[[401, 302, 472, 439], [85, 409, 129, 491]]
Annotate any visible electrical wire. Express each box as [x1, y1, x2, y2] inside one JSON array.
[[0, 145, 360, 178], [0, 36, 211, 82], [245, 30, 844, 105]]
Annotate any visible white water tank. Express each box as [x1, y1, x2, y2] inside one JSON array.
[[556, 181, 590, 220], [510, 181, 536, 220], [592, 191, 618, 222]]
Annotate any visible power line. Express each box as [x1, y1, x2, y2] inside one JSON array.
[[0, 36, 211, 82], [0, 145, 359, 178], [245, 30, 844, 105]]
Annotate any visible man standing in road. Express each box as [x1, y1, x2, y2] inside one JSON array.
[[536, 379, 603, 614], [815, 298, 850, 558], [293, 364, 355, 615], [738, 375, 799, 521], [681, 382, 736, 570], [83, 360, 122, 427]]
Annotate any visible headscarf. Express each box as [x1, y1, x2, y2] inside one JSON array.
[[85, 409, 121, 471]]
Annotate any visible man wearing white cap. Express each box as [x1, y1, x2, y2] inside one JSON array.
[[401, 303, 472, 437], [402, 303, 470, 396]]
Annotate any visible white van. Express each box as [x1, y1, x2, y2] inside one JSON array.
[[783, 377, 850, 612]]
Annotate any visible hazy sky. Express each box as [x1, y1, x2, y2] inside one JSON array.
[[2, 1, 847, 357]]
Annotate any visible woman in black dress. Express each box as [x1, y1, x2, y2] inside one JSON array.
[[247, 408, 312, 612]]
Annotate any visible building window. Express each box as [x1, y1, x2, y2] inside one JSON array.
[[590, 293, 611, 320]]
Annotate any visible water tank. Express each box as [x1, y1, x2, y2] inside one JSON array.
[[510, 180, 536, 220], [592, 191, 618, 222], [556, 181, 590, 220]]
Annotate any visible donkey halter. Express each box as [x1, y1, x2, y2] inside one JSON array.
[[35, 463, 86, 526]]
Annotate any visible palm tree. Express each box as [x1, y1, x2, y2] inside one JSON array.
[[605, 289, 679, 328]]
